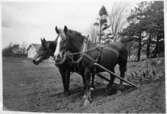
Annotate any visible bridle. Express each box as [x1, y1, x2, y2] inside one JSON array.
[[53, 38, 86, 65], [53, 35, 122, 65], [54, 37, 105, 65]]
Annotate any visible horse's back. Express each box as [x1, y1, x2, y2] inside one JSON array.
[[109, 41, 128, 70], [98, 41, 128, 69], [99, 48, 118, 68], [108, 41, 128, 59], [108, 41, 125, 52]]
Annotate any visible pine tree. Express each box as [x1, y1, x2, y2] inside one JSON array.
[[121, 1, 164, 61], [93, 5, 109, 43]]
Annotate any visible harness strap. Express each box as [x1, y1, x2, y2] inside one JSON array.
[[66, 45, 120, 64], [68, 53, 84, 63], [102, 46, 119, 58], [96, 47, 103, 62], [58, 39, 120, 65]]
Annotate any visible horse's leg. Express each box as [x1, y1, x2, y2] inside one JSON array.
[[106, 69, 116, 94], [118, 49, 128, 87], [120, 67, 126, 85], [83, 71, 95, 92], [83, 67, 92, 106], [59, 68, 70, 95], [119, 61, 127, 86], [107, 69, 115, 87], [91, 73, 95, 90], [81, 74, 86, 90], [65, 71, 70, 95]]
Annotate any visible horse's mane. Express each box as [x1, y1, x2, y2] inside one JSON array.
[[119, 36, 137, 43], [65, 29, 85, 52], [67, 29, 85, 40]]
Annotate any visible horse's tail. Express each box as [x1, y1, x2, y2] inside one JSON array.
[[119, 36, 138, 43]]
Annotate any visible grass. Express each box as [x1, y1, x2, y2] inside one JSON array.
[[2, 56, 165, 112]]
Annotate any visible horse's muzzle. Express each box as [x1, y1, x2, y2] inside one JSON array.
[[32, 60, 39, 65], [54, 53, 67, 65], [54, 54, 62, 61]]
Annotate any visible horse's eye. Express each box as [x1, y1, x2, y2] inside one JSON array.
[[42, 46, 48, 50], [61, 38, 66, 42]]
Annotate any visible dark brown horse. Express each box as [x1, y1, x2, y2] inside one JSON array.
[[32, 38, 88, 96], [54, 26, 128, 104], [33, 38, 56, 65]]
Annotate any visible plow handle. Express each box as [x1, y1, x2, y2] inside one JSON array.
[[94, 63, 139, 88]]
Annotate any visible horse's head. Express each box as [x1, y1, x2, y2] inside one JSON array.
[[54, 25, 85, 63], [32, 38, 56, 65]]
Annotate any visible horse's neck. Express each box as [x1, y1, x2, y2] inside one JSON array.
[[69, 38, 80, 53], [82, 40, 88, 52], [88, 42, 97, 49], [82, 40, 94, 51]]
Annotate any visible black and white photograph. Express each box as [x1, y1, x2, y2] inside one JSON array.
[[1, 0, 166, 113]]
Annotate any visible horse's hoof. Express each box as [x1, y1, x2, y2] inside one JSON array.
[[64, 91, 70, 96], [105, 87, 117, 95], [106, 83, 112, 89], [117, 90, 122, 95], [90, 87, 94, 91], [119, 84, 124, 90], [83, 99, 91, 106]]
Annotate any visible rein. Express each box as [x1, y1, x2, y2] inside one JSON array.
[[54, 39, 121, 65], [54, 40, 100, 65], [65, 40, 102, 64], [54, 52, 67, 65], [59, 45, 103, 64]]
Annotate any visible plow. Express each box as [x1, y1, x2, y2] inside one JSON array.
[[81, 52, 139, 88], [94, 63, 139, 88], [64, 46, 139, 89]]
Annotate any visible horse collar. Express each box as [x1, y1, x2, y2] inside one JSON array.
[[96, 47, 103, 63]]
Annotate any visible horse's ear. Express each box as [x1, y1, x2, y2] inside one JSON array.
[[41, 38, 46, 47], [41, 38, 44, 43], [64, 25, 68, 33], [43, 38, 46, 42], [55, 26, 59, 34]]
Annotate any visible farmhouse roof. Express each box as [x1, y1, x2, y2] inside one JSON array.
[[27, 43, 40, 51]]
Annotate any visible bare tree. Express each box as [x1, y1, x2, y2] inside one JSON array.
[[108, 2, 129, 41], [88, 25, 98, 43], [20, 41, 29, 55], [88, 3, 129, 43], [90, 5, 109, 44]]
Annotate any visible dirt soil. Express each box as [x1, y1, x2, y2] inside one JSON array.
[[3, 57, 165, 113]]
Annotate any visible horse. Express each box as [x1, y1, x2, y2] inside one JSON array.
[[32, 38, 56, 65], [54, 26, 128, 104], [32, 38, 89, 96]]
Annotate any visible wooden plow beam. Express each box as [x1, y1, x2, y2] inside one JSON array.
[[96, 73, 110, 82], [94, 63, 139, 88]]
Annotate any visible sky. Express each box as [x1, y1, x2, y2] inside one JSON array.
[[1, 0, 140, 48]]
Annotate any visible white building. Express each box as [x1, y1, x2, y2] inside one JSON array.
[[27, 44, 40, 58]]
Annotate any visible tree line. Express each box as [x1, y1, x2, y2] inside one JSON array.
[[121, 1, 164, 61], [3, 43, 28, 57], [89, 1, 164, 61], [3, 1, 164, 61]]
